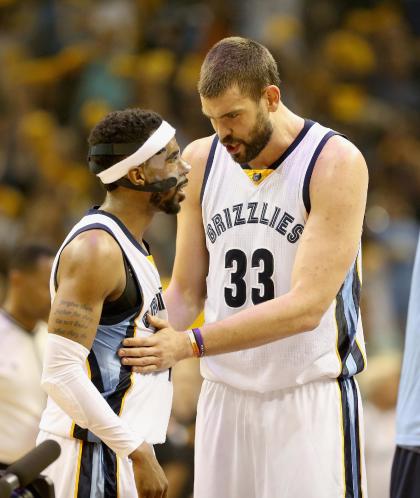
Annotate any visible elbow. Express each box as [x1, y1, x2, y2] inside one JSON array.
[[181, 284, 206, 313], [301, 314, 322, 332], [289, 285, 332, 334], [298, 305, 328, 333], [302, 303, 331, 332], [40, 362, 76, 397], [166, 280, 205, 325]]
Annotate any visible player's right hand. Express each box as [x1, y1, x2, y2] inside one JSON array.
[[130, 442, 168, 498], [119, 314, 193, 373]]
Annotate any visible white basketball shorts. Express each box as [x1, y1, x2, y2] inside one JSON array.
[[194, 377, 367, 498]]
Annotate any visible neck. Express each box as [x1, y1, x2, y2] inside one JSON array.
[[248, 103, 305, 168], [2, 296, 37, 332], [99, 188, 154, 242]]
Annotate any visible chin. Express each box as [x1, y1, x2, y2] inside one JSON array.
[[229, 147, 252, 164], [152, 188, 185, 215], [159, 201, 181, 215], [231, 152, 246, 164]]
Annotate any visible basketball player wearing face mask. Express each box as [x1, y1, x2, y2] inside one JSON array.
[[37, 108, 190, 498]]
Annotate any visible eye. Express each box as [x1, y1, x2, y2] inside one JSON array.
[[227, 112, 239, 119], [168, 151, 180, 162]]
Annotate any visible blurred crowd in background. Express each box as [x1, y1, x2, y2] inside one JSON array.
[[0, 0, 419, 497]]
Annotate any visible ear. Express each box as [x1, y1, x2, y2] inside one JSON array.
[[127, 166, 146, 187], [263, 85, 280, 112]]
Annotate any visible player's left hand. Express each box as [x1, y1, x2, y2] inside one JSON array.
[[118, 314, 193, 373]]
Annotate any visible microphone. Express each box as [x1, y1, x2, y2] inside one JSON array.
[[0, 440, 60, 497]]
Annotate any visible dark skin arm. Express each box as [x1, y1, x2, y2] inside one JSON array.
[[49, 230, 168, 498]]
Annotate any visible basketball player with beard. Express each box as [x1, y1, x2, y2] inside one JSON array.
[[119, 39, 369, 498], [37, 109, 190, 498]]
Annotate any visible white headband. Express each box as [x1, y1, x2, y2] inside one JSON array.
[[96, 121, 176, 184]]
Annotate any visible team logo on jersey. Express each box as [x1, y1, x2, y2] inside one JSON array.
[[243, 169, 274, 185], [206, 202, 304, 244], [142, 288, 166, 329]]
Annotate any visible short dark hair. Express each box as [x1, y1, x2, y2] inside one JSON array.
[[8, 243, 55, 274], [87, 108, 163, 191], [198, 37, 281, 101]]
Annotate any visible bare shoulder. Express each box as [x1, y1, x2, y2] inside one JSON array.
[[58, 229, 123, 296], [310, 135, 368, 197], [61, 229, 121, 270], [314, 135, 368, 184], [182, 135, 215, 201], [182, 135, 214, 166]]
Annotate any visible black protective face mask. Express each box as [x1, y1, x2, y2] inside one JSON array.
[[88, 142, 179, 192], [112, 176, 178, 192]]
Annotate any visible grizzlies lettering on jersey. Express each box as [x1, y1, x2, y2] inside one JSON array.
[[200, 120, 366, 392], [206, 202, 304, 245], [39, 208, 173, 445]]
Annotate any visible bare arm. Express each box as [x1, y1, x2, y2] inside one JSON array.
[[163, 137, 211, 329], [121, 136, 368, 369], [198, 135, 368, 353], [43, 231, 147, 452], [48, 230, 121, 348]]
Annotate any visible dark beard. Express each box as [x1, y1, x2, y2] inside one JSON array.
[[225, 110, 273, 164], [150, 190, 181, 215]]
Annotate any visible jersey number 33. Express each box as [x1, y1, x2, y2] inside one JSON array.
[[224, 248, 274, 308]]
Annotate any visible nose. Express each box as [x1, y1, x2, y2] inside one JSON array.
[[213, 120, 232, 142], [178, 157, 191, 175]]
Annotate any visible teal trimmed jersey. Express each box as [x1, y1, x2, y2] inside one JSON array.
[[39, 208, 172, 445], [200, 121, 366, 392]]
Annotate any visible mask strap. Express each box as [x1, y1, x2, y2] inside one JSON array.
[[92, 121, 176, 184]]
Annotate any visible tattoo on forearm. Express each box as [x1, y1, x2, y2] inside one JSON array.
[[52, 327, 88, 341], [50, 299, 95, 342]]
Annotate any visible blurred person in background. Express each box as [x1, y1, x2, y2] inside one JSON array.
[[37, 108, 190, 498], [391, 232, 420, 498], [120, 36, 369, 498], [0, 243, 54, 467], [358, 352, 401, 498]]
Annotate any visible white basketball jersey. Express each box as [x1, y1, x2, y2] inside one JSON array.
[[39, 208, 172, 445], [200, 120, 366, 392]]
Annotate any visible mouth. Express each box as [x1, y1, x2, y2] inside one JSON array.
[[175, 179, 188, 200], [224, 143, 241, 155], [177, 178, 188, 191]]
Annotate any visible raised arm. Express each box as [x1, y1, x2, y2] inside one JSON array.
[[120, 136, 368, 369], [163, 137, 212, 329]]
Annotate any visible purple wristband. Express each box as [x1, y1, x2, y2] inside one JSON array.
[[192, 328, 205, 357]]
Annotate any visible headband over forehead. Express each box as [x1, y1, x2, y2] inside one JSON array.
[[90, 121, 176, 184]]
